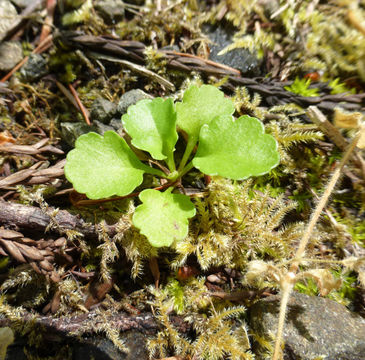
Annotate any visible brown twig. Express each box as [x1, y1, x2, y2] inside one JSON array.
[[272, 131, 362, 360], [0, 201, 118, 239], [68, 83, 91, 126], [39, 0, 57, 43], [167, 50, 241, 75]]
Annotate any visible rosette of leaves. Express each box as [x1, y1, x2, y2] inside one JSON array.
[[65, 85, 280, 248]]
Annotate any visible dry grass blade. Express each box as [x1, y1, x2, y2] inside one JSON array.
[[89, 52, 176, 91]]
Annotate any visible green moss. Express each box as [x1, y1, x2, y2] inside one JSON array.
[[284, 77, 320, 97]]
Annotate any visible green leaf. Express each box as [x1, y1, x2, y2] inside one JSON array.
[[176, 85, 235, 140], [122, 98, 178, 161], [65, 131, 149, 199], [133, 189, 196, 247], [193, 115, 280, 179]]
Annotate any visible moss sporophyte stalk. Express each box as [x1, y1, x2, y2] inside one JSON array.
[[64, 84, 280, 248]]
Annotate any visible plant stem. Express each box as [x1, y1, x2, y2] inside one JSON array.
[[177, 137, 197, 173], [290, 131, 361, 273], [272, 275, 294, 360], [179, 161, 195, 178], [74, 181, 176, 206], [272, 131, 361, 360], [143, 166, 169, 178], [165, 152, 176, 173]]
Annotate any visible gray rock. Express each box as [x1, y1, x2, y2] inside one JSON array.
[[110, 118, 124, 135], [20, 53, 47, 82], [90, 98, 117, 124], [73, 331, 149, 359], [0, 41, 22, 71], [7, 330, 149, 359], [60, 122, 97, 147], [117, 89, 152, 116], [204, 26, 262, 76], [93, 120, 115, 135], [0, 0, 18, 34], [95, 0, 125, 24], [249, 291, 365, 360], [10, 0, 32, 8]]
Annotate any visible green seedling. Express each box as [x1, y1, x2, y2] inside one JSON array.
[[284, 77, 320, 97], [64, 84, 280, 248], [329, 78, 356, 95]]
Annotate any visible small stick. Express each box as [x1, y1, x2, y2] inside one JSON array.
[[272, 131, 361, 360], [39, 0, 57, 43], [68, 83, 91, 126], [307, 106, 365, 179], [167, 51, 241, 75]]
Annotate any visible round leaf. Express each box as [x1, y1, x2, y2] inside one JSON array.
[[122, 98, 177, 160], [65, 131, 147, 199], [193, 115, 280, 179], [176, 85, 235, 140], [133, 189, 196, 247]]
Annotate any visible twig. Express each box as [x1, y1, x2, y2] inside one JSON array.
[[68, 83, 91, 125], [87, 51, 176, 92], [39, 0, 57, 43], [55, 80, 81, 111], [0, 201, 118, 239], [272, 131, 361, 360], [307, 106, 365, 179], [167, 51, 241, 75]]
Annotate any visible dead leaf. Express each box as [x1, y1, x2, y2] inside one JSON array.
[[0, 131, 15, 145]]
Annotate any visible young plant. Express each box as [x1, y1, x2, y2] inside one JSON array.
[[284, 77, 320, 97], [64, 84, 280, 248]]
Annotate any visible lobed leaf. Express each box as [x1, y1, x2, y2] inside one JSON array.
[[122, 98, 178, 161], [176, 85, 235, 140], [193, 115, 280, 179], [133, 189, 196, 247], [65, 131, 148, 199]]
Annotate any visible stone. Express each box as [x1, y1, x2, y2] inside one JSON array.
[[93, 120, 115, 135], [60, 122, 97, 147], [109, 118, 124, 135], [204, 25, 262, 76], [90, 98, 117, 124], [10, 0, 32, 8], [95, 0, 125, 24], [6, 330, 150, 359], [20, 54, 47, 82], [0, 0, 18, 34], [73, 331, 149, 360], [0, 41, 22, 71], [117, 89, 152, 116], [249, 291, 365, 360]]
